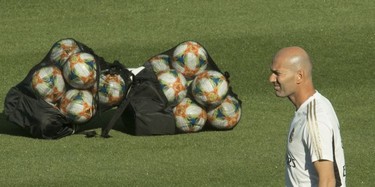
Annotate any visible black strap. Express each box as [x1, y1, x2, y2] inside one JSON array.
[[100, 97, 131, 138], [98, 60, 134, 138]]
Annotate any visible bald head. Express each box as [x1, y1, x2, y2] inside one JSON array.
[[270, 46, 316, 108], [273, 46, 312, 78]]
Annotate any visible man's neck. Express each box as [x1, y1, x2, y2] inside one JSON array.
[[289, 86, 316, 110]]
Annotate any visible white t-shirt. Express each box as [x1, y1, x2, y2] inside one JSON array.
[[285, 91, 346, 187]]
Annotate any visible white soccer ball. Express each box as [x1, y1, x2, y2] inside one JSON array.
[[98, 73, 127, 106], [157, 69, 187, 104], [59, 89, 95, 124], [50, 39, 81, 68], [191, 70, 229, 107], [148, 54, 171, 74], [207, 95, 241, 129], [31, 66, 66, 104], [63, 52, 97, 89], [173, 97, 207, 132], [171, 41, 208, 80]]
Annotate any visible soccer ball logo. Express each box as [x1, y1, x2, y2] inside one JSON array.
[[148, 54, 171, 74], [173, 97, 207, 132], [63, 52, 97, 89], [172, 41, 208, 79], [191, 70, 229, 107], [157, 69, 187, 104], [98, 73, 127, 106], [31, 66, 66, 104], [50, 39, 81, 68], [59, 89, 95, 123], [207, 95, 241, 130]]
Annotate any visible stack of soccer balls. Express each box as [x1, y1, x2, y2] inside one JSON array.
[[31, 39, 127, 124], [149, 41, 242, 133]]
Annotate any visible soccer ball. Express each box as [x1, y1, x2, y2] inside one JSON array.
[[63, 52, 97, 89], [98, 73, 127, 106], [207, 95, 241, 130], [171, 41, 208, 79], [50, 39, 81, 68], [59, 89, 95, 123], [173, 97, 207, 132], [191, 70, 229, 107], [31, 66, 66, 104], [157, 69, 187, 104], [148, 54, 171, 74]]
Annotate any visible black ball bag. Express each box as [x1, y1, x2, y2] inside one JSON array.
[[3, 38, 130, 139]]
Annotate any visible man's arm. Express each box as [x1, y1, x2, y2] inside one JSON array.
[[314, 160, 336, 187]]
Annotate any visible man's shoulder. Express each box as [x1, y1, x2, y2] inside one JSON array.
[[310, 91, 335, 111], [308, 92, 339, 127]]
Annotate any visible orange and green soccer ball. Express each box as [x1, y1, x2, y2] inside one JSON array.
[[172, 41, 208, 80], [207, 95, 241, 130], [50, 39, 81, 68], [59, 89, 95, 124], [157, 69, 187, 104], [98, 73, 127, 106], [191, 70, 229, 107], [31, 66, 66, 104], [173, 97, 207, 133], [148, 54, 171, 74], [63, 52, 97, 89]]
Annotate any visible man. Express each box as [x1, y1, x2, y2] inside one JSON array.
[[269, 46, 346, 187]]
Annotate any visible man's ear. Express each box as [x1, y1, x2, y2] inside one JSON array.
[[296, 70, 303, 84]]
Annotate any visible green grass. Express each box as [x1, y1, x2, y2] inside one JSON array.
[[1, 0, 374, 186]]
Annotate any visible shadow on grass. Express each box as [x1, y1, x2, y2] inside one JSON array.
[[0, 110, 127, 139], [74, 109, 127, 135], [0, 109, 234, 139]]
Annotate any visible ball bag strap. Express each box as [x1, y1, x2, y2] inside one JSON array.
[[100, 96, 132, 138], [100, 70, 135, 138]]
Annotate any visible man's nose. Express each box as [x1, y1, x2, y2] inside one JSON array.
[[269, 74, 276, 83]]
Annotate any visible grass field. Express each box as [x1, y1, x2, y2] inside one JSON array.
[[1, 0, 374, 186]]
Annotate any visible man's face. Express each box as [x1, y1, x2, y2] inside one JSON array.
[[269, 59, 298, 98]]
